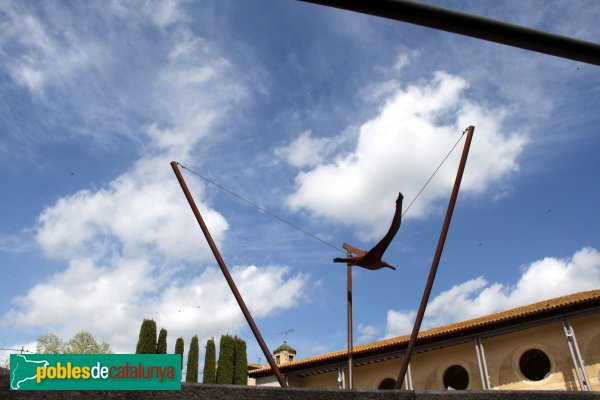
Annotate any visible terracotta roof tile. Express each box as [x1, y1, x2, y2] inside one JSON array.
[[249, 289, 600, 377]]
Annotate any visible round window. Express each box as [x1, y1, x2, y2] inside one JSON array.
[[378, 378, 396, 390], [519, 349, 551, 381], [443, 365, 469, 390]]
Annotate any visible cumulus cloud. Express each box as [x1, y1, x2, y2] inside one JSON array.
[[386, 247, 600, 337], [3, 259, 308, 353], [287, 71, 527, 240], [36, 156, 228, 264]]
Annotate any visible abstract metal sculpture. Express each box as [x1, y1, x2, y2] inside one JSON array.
[[334, 193, 402, 388], [333, 193, 403, 270]]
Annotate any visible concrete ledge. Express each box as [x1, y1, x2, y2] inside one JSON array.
[[2, 376, 598, 399]]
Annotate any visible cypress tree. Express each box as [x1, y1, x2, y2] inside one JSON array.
[[157, 328, 168, 354], [135, 319, 157, 354], [186, 335, 199, 383], [203, 338, 216, 384], [175, 337, 184, 372], [233, 336, 248, 385], [216, 335, 235, 384]]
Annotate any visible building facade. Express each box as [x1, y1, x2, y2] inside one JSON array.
[[249, 289, 600, 391]]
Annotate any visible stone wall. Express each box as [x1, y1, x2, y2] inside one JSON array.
[[2, 375, 598, 399]]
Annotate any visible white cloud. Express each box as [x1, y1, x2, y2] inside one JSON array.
[[0, 231, 36, 254], [3, 258, 308, 353], [393, 51, 420, 72], [275, 130, 347, 169], [287, 71, 527, 240], [147, 28, 246, 151], [110, 0, 187, 29], [0, 2, 101, 95], [385, 310, 417, 339], [36, 155, 228, 264], [357, 323, 379, 344], [385, 247, 600, 337]]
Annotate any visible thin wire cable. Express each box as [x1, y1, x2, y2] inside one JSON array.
[[178, 127, 466, 252], [178, 163, 345, 253], [402, 128, 467, 217]]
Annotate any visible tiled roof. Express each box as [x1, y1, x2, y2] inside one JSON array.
[[249, 289, 600, 377], [247, 363, 264, 371]]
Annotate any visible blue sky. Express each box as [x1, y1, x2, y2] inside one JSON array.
[[1, 0, 599, 372]]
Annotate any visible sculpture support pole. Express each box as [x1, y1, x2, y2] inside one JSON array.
[[395, 126, 474, 389], [347, 262, 353, 389], [171, 161, 287, 387]]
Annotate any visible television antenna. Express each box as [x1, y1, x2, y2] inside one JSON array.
[[278, 329, 295, 344]]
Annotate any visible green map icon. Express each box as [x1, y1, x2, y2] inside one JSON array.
[[10, 354, 49, 390]]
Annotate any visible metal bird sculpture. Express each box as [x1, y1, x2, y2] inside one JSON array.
[[333, 193, 403, 270]]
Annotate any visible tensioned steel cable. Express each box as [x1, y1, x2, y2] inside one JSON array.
[[178, 127, 466, 252], [178, 163, 345, 253], [401, 128, 467, 217]]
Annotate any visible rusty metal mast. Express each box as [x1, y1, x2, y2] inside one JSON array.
[[171, 161, 287, 387], [395, 126, 474, 388]]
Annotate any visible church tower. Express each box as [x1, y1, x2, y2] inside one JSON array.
[[273, 340, 296, 365]]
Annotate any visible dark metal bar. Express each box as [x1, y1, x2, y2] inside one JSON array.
[[347, 262, 353, 389], [299, 0, 600, 66], [395, 126, 474, 389], [170, 161, 287, 387]]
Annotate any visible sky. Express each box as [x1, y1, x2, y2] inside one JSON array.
[[1, 0, 599, 374]]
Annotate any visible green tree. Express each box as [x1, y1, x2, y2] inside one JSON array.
[[157, 328, 168, 354], [36, 333, 63, 354], [135, 319, 157, 354], [98, 342, 111, 354], [186, 335, 199, 383], [216, 334, 234, 384], [175, 337, 184, 372], [203, 338, 216, 384], [63, 331, 112, 354], [233, 336, 248, 385]]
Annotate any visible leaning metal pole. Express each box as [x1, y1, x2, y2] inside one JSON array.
[[395, 126, 474, 389], [171, 161, 287, 387], [299, 0, 600, 66]]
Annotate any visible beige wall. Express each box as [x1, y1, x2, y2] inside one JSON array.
[[254, 375, 280, 387], [572, 314, 600, 390], [483, 322, 575, 390], [411, 341, 483, 390], [295, 370, 340, 389], [353, 358, 403, 389]]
